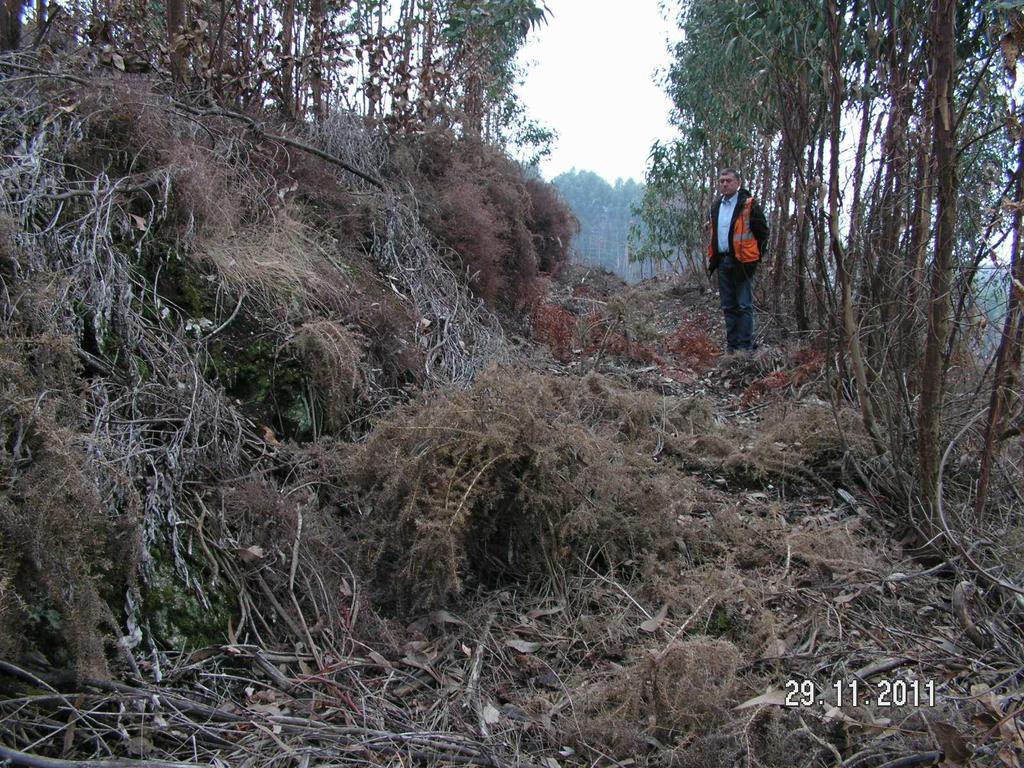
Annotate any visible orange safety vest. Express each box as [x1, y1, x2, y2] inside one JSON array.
[[707, 196, 761, 265]]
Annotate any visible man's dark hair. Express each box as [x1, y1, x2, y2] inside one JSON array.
[[719, 168, 742, 182]]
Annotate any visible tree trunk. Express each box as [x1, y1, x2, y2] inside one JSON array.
[[280, 0, 295, 118], [916, 0, 958, 528], [166, 0, 186, 84], [769, 141, 793, 325], [901, 86, 933, 378], [309, 0, 325, 120], [33, 0, 44, 46], [209, 0, 230, 100], [974, 134, 1024, 518], [863, 10, 915, 386], [0, 0, 24, 50], [828, 0, 884, 454], [462, 46, 484, 138], [418, 0, 437, 121], [843, 61, 873, 265]]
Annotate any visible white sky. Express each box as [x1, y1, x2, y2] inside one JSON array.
[[514, 0, 678, 184]]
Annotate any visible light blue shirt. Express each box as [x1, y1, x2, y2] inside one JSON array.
[[716, 192, 738, 253]]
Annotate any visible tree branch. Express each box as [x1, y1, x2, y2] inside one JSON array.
[[0, 746, 197, 768], [174, 102, 385, 189]]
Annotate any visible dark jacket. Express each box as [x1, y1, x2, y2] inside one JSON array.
[[707, 187, 769, 271]]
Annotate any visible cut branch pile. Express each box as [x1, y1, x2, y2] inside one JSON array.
[[370, 195, 513, 386], [0, 658, 542, 768]]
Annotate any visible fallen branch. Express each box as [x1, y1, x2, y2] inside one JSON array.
[[464, 613, 495, 739], [951, 581, 992, 650], [0, 745, 197, 768], [874, 752, 943, 768], [938, 414, 1024, 597], [75, 677, 538, 768], [173, 103, 384, 189]]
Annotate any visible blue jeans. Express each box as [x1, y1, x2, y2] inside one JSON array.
[[717, 255, 754, 351]]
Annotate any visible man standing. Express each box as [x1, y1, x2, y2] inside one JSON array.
[[707, 169, 769, 353]]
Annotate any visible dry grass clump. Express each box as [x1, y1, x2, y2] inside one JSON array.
[[0, 238, 140, 675], [345, 368, 687, 611], [217, 479, 302, 556], [158, 136, 253, 243], [200, 203, 351, 322], [285, 320, 369, 432], [531, 300, 577, 361], [571, 639, 746, 757], [645, 559, 780, 656], [0, 333, 137, 677], [0, 551, 21, 658], [524, 178, 578, 276], [740, 347, 825, 405], [994, 524, 1024, 578], [739, 401, 868, 482], [668, 316, 721, 370], [435, 171, 506, 303], [70, 84, 257, 244], [394, 132, 573, 313], [60, 81, 423, 402], [664, 400, 869, 489], [788, 518, 879, 573], [669, 432, 734, 470], [562, 372, 714, 453], [714, 402, 867, 488], [676, 509, 787, 572], [663, 706, 819, 768], [0, 425, 135, 678], [438, 159, 537, 310], [213, 475, 388, 652]]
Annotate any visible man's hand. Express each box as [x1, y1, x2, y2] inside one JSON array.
[[708, 254, 720, 275]]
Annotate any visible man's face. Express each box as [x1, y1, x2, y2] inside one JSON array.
[[718, 173, 740, 197]]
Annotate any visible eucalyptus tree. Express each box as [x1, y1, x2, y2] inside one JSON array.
[[631, 139, 708, 271], [643, 0, 1022, 527], [1, 0, 25, 50], [441, 0, 548, 139], [15, 0, 548, 146], [554, 170, 644, 278], [972, 6, 1024, 520], [632, 0, 773, 276], [638, 0, 845, 327]]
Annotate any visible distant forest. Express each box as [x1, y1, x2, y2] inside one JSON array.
[[551, 170, 649, 282]]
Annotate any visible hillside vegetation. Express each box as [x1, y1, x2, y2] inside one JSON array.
[[551, 170, 645, 282], [1, 2, 1024, 768]]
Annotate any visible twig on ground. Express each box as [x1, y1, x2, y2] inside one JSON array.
[[874, 752, 943, 768], [0, 745, 199, 768], [937, 415, 1024, 597], [464, 614, 495, 739]]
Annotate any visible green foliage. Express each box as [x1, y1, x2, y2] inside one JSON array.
[[495, 97, 557, 165], [632, 0, 787, 269], [638, 0, 1012, 279], [440, 0, 550, 142], [630, 140, 708, 272], [444, 0, 549, 44], [705, 604, 734, 637], [140, 248, 218, 320]]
